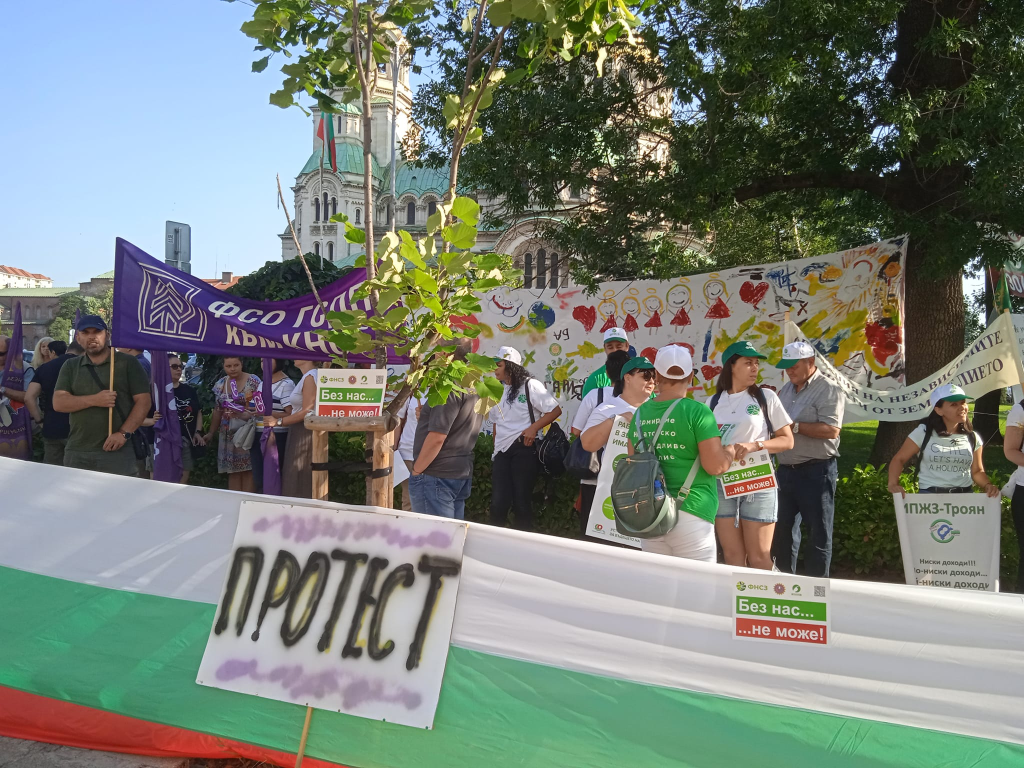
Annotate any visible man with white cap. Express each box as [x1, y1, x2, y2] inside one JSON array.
[[772, 340, 845, 577], [581, 327, 632, 397]]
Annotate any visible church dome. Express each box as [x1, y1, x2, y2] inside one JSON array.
[[298, 137, 385, 182], [389, 162, 451, 198]]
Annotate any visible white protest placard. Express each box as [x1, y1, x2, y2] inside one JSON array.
[[732, 573, 830, 646], [197, 500, 467, 729], [893, 493, 1001, 592], [720, 450, 777, 498], [586, 415, 642, 548], [315, 368, 387, 418]]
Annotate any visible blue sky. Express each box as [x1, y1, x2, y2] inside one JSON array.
[[0, 0, 320, 287]]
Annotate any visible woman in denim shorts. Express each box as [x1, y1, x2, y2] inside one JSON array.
[[711, 342, 794, 569]]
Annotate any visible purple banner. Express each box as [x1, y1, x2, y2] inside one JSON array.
[[0, 302, 32, 460], [151, 350, 183, 483], [112, 238, 406, 363]]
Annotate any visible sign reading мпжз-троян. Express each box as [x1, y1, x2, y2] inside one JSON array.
[[315, 369, 387, 418], [196, 501, 467, 729], [732, 573, 830, 646]]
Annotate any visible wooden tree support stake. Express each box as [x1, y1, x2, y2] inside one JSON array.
[[294, 705, 314, 768]]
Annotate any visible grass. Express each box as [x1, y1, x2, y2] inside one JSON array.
[[838, 404, 1016, 479]]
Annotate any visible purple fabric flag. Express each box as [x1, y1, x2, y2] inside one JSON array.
[[260, 357, 281, 496], [150, 351, 183, 483], [0, 303, 32, 460]]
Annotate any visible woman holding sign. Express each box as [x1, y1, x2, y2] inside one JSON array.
[[204, 356, 262, 493], [888, 384, 998, 497], [264, 359, 319, 499], [712, 342, 794, 570]]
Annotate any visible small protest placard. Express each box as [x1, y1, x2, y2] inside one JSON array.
[[315, 369, 386, 418], [720, 450, 777, 498], [586, 415, 642, 548], [197, 501, 467, 729], [732, 573, 830, 646]]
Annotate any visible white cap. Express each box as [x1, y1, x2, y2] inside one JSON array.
[[776, 341, 816, 369], [495, 346, 522, 365], [930, 382, 972, 407], [603, 327, 629, 344], [654, 345, 693, 379]]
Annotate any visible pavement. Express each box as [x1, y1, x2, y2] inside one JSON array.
[[0, 736, 187, 768]]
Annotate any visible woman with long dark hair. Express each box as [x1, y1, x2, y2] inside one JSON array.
[[712, 341, 794, 569], [889, 384, 997, 497], [489, 346, 562, 530]]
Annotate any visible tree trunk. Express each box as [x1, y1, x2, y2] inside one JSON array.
[[973, 273, 1003, 443], [870, 239, 964, 465]]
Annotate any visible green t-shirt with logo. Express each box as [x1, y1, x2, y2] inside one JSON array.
[[628, 397, 722, 523], [581, 365, 610, 397]]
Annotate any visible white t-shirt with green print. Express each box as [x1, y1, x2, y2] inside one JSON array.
[[712, 388, 792, 446], [488, 378, 560, 456]]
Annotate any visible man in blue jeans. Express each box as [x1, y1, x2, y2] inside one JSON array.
[[408, 340, 484, 519]]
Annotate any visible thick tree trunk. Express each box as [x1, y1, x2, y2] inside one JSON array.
[[869, 240, 964, 465]]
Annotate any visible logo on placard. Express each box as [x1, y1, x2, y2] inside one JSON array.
[[594, 524, 604, 531], [348, 375, 357, 384], [774, 583, 786, 595], [930, 519, 961, 544], [320, 374, 328, 384], [736, 581, 746, 591], [792, 584, 802, 595], [137, 265, 206, 342], [735, 581, 767, 592], [746, 404, 760, 415], [602, 497, 615, 520]]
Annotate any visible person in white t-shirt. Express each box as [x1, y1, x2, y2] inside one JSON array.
[[888, 383, 997, 497], [712, 341, 794, 570], [393, 394, 425, 511], [1003, 394, 1024, 592], [488, 346, 562, 530], [571, 349, 630, 534]]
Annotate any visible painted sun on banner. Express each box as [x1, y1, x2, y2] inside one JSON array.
[[469, 237, 907, 427]]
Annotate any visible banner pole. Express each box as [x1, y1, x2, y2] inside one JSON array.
[[294, 705, 314, 768], [108, 346, 115, 436]]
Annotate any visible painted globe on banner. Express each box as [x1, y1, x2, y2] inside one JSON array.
[[528, 302, 556, 331]]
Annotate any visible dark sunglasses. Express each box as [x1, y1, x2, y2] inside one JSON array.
[[169, 363, 184, 370], [629, 369, 656, 381]]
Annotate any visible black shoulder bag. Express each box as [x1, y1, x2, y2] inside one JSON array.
[[525, 379, 569, 476], [84, 362, 148, 460]]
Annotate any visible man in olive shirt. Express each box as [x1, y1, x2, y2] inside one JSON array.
[[581, 327, 632, 396], [53, 315, 151, 476], [772, 341, 845, 577]]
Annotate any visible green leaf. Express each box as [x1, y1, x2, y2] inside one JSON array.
[[269, 88, 295, 108], [377, 287, 402, 311], [472, 277, 503, 290], [442, 95, 461, 127], [426, 209, 443, 233], [344, 222, 366, 244], [451, 196, 480, 225], [413, 269, 439, 294], [486, 0, 513, 27], [595, 47, 608, 77], [461, 6, 478, 32], [252, 56, 271, 73], [422, 295, 443, 316], [442, 222, 478, 249], [240, 18, 278, 38], [504, 68, 528, 86], [464, 126, 484, 145], [466, 353, 497, 370]]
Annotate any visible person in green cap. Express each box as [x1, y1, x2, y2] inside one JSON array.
[[581, 327, 632, 397], [888, 382, 998, 497], [710, 340, 794, 570]]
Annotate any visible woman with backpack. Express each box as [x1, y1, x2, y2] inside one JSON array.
[[489, 346, 562, 530], [712, 341, 794, 570], [888, 383, 998, 497], [624, 345, 736, 561]]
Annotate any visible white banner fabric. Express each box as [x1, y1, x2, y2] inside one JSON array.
[[894, 493, 1002, 592], [785, 311, 1024, 422], [586, 415, 641, 548], [197, 500, 466, 728]]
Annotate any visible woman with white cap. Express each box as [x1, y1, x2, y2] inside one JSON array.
[[711, 341, 794, 570], [625, 345, 736, 561], [489, 346, 563, 530], [888, 383, 997, 497]]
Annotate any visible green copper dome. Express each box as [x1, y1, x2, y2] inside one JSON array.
[[387, 162, 453, 198], [299, 138, 384, 182]]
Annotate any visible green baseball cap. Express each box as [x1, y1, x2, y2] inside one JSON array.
[[621, 357, 655, 376], [723, 340, 768, 364]]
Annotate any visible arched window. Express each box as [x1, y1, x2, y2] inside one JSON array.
[[549, 252, 560, 289], [355, 208, 361, 225], [337, 116, 343, 133], [536, 248, 547, 289], [407, 201, 416, 225], [524, 253, 534, 288], [322, 193, 329, 222], [314, 242, 321, 256], [314, 197, 320, 222], [331, 197, 337, 217], [427, 200, 437, 217], [327, 241, 335, 261]]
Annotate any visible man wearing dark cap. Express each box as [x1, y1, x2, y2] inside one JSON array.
[[53, 315, 151, 476]]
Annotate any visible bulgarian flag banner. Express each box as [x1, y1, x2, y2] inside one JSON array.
[[316, 111, 337, 172], [1, 457, 1023, 768]]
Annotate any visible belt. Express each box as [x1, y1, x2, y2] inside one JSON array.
[[779, 457, 837, 469]]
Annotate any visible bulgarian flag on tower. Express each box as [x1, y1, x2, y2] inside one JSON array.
[[317, 110, 337, 172]]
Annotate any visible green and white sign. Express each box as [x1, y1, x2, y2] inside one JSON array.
[[587, 415, 641, 549], [720, 450, 777, 498], [893, 493, 1001, 592], [732, 573, 830, 645], [315, 368, 387, 418]]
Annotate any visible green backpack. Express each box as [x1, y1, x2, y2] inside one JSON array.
[[611, 400, 700, 539]]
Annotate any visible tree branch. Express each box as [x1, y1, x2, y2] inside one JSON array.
[[732, 171, 898, 205]]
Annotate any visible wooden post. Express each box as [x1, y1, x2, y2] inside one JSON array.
[[294, 705, 314, 768], [312, 430, 328, 501], [369, 427, 394, 508], [107, 346, 115, 436]]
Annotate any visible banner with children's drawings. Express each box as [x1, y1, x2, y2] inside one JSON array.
[[467, 237, 907, 428]]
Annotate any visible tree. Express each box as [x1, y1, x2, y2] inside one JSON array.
[[420, 0, 1024, 461], [47, 290, 114, 343]]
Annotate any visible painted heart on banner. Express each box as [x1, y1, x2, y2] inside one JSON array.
[[701, 364, 723, 382], [640, 346, 658, 363], [572, 305, 597, 332], [739, 281, 770, 308]]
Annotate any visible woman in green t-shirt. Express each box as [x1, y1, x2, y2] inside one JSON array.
[[627, 346, 735, 561]]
